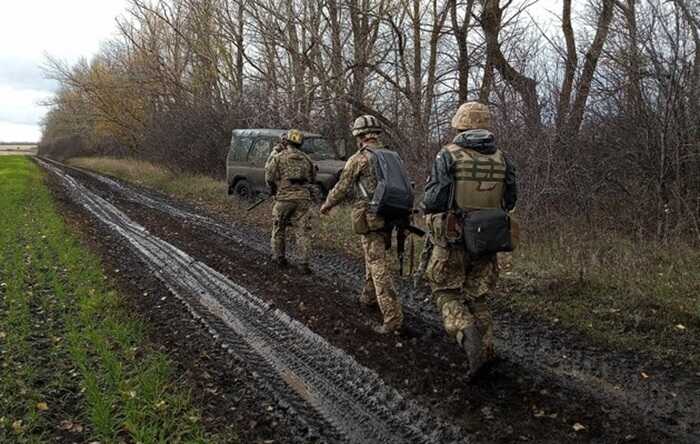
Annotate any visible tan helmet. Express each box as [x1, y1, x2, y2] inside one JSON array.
[[286, 129, 304, 146], [351, 115, 382, 137], [451, 102, 491, 131]]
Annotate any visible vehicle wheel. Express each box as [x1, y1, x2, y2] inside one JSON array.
[[234, 179, 253, 200]]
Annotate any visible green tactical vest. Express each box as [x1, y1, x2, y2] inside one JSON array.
[[446, 144, 506, 210]]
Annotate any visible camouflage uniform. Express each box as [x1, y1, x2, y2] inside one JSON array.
[[422, 102, 517, 374], [322, 140, 404, 332], [413, 231, 433, 288], [265, 144, 315, 267]]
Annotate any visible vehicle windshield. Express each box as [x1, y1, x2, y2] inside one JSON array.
[[301, 137, 337, 160]]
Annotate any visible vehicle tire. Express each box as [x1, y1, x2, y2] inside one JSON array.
[[234, 179, 253, 201]]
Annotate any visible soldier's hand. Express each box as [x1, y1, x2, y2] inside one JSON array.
[[319, 202, 331, 215]]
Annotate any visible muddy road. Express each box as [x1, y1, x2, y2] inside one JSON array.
[[39, 158, 699, 443]]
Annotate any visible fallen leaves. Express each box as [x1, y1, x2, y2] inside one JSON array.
[[12, 419, 23, 433], [36, 401, 49, 411], [481, 405, 495, 420], [59, 420, 84, 433], [572, 422, 586, 432], [675, 324, 686, 331]]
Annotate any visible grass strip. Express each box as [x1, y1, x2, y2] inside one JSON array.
[[0, 156, 220, 443]]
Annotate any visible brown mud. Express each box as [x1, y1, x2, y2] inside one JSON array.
[[41, 158, 698, 443]]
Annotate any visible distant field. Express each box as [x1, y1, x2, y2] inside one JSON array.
[[0, 145, 37, 155]]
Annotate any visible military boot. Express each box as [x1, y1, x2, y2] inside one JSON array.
[[456, 323, 485, 378]]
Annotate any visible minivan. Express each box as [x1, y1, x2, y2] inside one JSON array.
[[226, 129, 346, 200]]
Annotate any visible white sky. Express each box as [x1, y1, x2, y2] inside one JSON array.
[[0, 0, 562, 143], [0, 0, 128, 142]]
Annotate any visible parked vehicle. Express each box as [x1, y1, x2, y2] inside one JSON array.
[[226, 129, 346, 200]]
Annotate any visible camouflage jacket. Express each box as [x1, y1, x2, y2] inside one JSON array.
[[324, 141, 381, 209], [265, 146, 315, 201]]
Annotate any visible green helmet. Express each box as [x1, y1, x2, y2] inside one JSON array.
[[451, 102, 491, 131], [352, 115, 382, 137], [286, 129, 304, 146]]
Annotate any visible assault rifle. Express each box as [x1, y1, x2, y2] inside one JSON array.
[[246, 193, 271, 211], [385, 215, 425, 277]]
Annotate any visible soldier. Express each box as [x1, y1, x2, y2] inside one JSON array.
[[265, 129, 316, 274], [422, 102, 517, 377], [319, 116, 404, 334]]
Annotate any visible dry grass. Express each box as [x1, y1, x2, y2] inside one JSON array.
[[501, 230, 700, 367]]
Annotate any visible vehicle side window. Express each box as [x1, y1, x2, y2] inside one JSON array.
[[232, 137, 253, 161], [248, 139, 271, 165]]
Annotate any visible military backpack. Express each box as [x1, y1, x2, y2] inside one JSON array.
[[365, 148, 414, 219]]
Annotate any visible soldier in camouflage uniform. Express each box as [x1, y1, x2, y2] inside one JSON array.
[[422, 102, 517, 376], [320, 115, 404, 334], [265, 129, 316, 274]]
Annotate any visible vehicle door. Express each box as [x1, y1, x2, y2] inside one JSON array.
[[227, 135, 253, 184], [247, 138, 273, 191]]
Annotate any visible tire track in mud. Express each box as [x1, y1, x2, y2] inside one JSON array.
[[42, 158, 700, 442], [38, 159, 466, 444]]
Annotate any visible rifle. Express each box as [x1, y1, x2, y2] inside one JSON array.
[[246, 193, 271, 211]]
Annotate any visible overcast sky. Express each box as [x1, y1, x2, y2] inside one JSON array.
[[0, 0, 563, 143], [0, 0, 128, 142]]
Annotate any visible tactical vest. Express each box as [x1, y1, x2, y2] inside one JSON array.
[[446, 144, 506, 210], [280, 149, 311, 182]]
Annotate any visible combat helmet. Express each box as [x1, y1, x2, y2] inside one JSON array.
[[352, 115, 382, 137], [286, 129, 304, 146], [451, 102, 491, 131]]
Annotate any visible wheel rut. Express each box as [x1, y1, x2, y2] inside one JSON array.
[[38, 158, 467, 443]]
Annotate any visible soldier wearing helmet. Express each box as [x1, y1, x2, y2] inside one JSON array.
[[320, 115, 404, 334], [422, 102, 517, 377], [265, 129, 316, 273]]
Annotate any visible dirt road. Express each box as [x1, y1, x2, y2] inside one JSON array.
[[39, 157, 699, 443]]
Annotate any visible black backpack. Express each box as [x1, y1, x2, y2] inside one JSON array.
[[366, 148, 414, 219]]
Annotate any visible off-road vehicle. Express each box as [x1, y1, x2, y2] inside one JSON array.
[[226, 129, 346, 199]]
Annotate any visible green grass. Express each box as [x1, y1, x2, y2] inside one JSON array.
[[0, 156, 221, 442], [70, 156, 700, 369]]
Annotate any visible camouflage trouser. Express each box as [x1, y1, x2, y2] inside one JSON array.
[[426, 241, 498, 359], [360, 231, 403, 330], [271, 199, 312, 264]]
